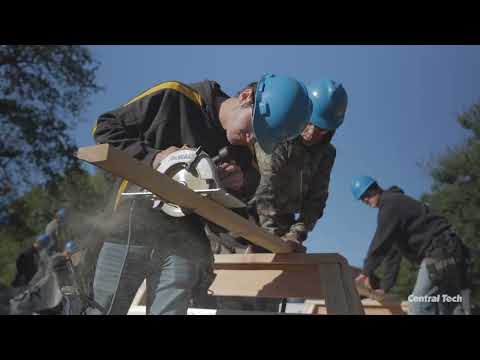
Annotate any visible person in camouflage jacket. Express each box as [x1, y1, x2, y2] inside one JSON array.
[[252, 135, 336, 246], [250, 80, 348, 251]]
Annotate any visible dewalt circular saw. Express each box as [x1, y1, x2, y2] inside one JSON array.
[[122, 146, 246, 217]]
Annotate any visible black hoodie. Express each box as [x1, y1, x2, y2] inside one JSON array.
[[94, 80, 251, 167], [93, 80, 253, 209], [362, 186, 458, 292]]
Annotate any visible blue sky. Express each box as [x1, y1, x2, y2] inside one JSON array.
[[72, 45, 480, 267]]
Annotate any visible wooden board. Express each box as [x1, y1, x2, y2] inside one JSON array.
[[127, 307, 303, 315], [304, 299, 407, 315], [349, 265, 401, 303], [209, 268, 325, 299], [340, 264, 367, 315], [213, 253, 349, 266], [319, 263, 350, 314], [76, 144, 291, 253], [211, 253, 364, 314]]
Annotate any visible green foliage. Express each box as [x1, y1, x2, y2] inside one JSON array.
[[389, 100, 480, 301], [0, 169, 112, 287], [388, 260, 419, 300], [0, 45, 103, 287], [0, 231, 23, 286], [0, 45, 102, 210], [422, 101, 480, 272]]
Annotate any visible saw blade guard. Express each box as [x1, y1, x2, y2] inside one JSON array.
[[154, 148, 222, 217]]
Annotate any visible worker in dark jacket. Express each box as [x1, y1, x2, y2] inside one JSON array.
[[352, 176, 470, 315], [87, 74, 313, 315], [11, 234, 51, 288], [45, 208, 70, 254], [9, 240, 80, 315]]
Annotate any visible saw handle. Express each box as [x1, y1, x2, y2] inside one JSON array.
[[212, 146, 230, 165], [185, 146, 204, 173]]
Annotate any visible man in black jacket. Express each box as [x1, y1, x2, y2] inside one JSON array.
[[11, 234, 51, 288], [352, 176, 470, 315], [87, 75, 313, 315]]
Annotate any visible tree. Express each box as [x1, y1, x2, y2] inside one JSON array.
[[0, 168, 112, 286], [416, 100, 480, 301], [385, 260, 419, 300], [0, 45, 102, 214], [421, 101, 480, 273]]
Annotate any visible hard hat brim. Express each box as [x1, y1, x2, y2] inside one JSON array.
[[252, 106, 282, 154], [252, 75, 280, 153], [251, 74, 311, 153], [352, 179, 377, 200], [311, 115, 345, 131]]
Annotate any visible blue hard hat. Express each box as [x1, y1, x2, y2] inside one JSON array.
[[56, 208, 65, 219], [308, 80, 348, 130], [64, 241, 78, 254], [35, 234, 50, 248], [351, 176, 377, 200], [252, 74, 312, 153]]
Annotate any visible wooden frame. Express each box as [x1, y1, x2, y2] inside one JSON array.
[[129, 253, 365, 315]]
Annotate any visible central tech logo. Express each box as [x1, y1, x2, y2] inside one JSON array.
[[408, 294, 463, 303]]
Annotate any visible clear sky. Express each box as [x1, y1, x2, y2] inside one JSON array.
[[72, 45, 480, 267]]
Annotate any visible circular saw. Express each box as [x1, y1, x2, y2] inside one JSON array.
[[122, 146, 246, 217]]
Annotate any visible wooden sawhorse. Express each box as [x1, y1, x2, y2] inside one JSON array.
[[129, 253, 365, 315]]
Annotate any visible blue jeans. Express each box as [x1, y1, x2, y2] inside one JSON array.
[[88, 201, 214, 315], [408, 259, 465, 315]]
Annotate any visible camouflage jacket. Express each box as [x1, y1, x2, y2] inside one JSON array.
[[252, 137, 336, 241]]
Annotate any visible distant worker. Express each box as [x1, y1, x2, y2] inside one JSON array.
[[45, 208, 70, 254], [11, 234, 51, 287], [57, 240, 95, 314], [352, 176, 471, 315], [9, 240, 82, 315], [63, 240, 78, 257]]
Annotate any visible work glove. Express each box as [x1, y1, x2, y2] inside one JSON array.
[[355, 274, 387, 301], [283, 229, 308, 243], [288, 223, 309, 242], [281, 232, 307, 253], [355, 274, 372, 291]]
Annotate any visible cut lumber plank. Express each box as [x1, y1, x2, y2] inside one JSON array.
[[304, 299, 407, 315], [210, 268, 325, 298], [76, 144, 292, 253], [127, 307, 302, 315], [350, 265, 402, 303], [213, 253, 349, 265]]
